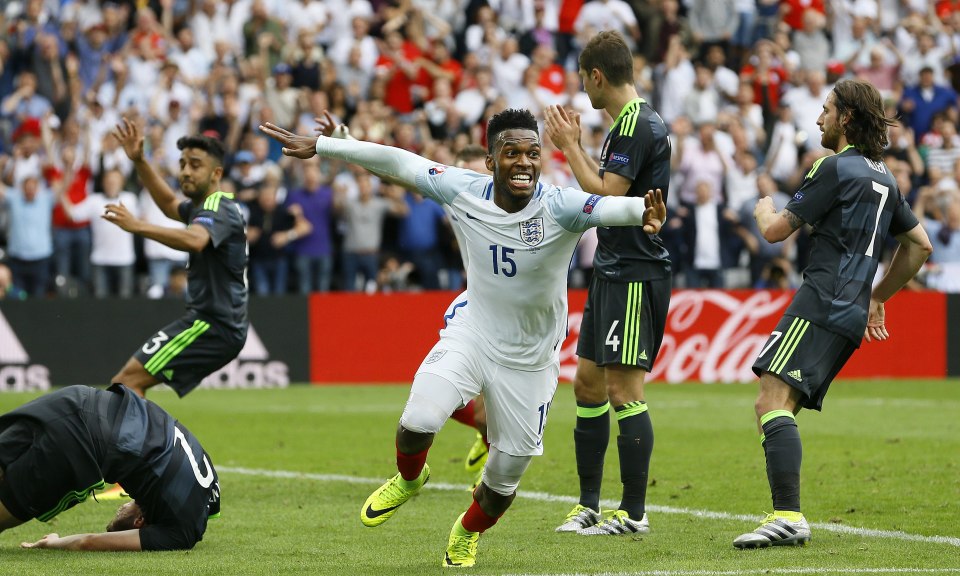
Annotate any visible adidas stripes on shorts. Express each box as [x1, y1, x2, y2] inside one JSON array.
[[133, 314, 245, 397], [576, 276, 670, 370], [752, 315, 858, 411]]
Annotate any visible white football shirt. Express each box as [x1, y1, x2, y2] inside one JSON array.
[[415, 165, 608, 371]]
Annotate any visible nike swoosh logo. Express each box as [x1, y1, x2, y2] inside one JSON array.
[[365, 503, 400, 519], [467, 453, 485, 467], [465, 212, 479, 220]]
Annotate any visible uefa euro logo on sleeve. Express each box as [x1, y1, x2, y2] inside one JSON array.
[[519, 218, 544, 246], [428, 166, 446, 176]]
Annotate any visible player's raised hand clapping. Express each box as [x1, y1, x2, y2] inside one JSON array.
[[112, 118, 144, 162]]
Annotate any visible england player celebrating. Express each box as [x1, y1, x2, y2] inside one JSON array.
[[259, 109, 665, 568]]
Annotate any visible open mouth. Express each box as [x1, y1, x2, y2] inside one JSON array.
[[509, 173, 533, 190]]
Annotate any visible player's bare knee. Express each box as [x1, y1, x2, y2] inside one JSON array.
[[396, 424, 434, 454], [573, 373, 606, 403]]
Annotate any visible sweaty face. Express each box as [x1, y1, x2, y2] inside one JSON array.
[[818, 92, 845, 152], [179, 148, 220, 201], [487, 128, 541, 210]]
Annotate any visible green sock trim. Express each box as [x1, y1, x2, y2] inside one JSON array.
[[760, 410, 795, 427], [614, 400, 648, 420], [774, 510, 804, 522], [759, 433, 766, 445], [577, 401, 611, 419]]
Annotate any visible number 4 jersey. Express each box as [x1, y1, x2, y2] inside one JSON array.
[[783, 145, 919, 343], [415, 165, 609, 370]]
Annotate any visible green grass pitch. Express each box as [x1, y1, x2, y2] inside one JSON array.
[[0, 379, 957, 575]]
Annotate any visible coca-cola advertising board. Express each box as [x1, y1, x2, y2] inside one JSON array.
[[308, 290, 948, 384]]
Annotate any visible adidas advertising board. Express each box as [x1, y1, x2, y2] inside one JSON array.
[[0, 308, 50, 391], [0, 297, 308, 391]]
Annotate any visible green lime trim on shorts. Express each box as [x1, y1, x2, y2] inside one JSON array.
[[38, 479, 106, 522], [769, 318, 810, 375], [621, 281, 644, 365], [615, 400, 648, 420], [143, 320, 211, 374], [759, 433, 766, 444], [760, 409, 796, 426], [576, 401, 611, 419]]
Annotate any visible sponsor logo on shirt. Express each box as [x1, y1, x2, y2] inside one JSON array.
[[610, 152, 630, 165], [583, 194, 601, 214], [428, 165, 446, 176], [193, 216, 215, 226], [793, 191, 804, 201]]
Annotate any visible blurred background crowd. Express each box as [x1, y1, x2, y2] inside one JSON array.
[[1, 0, 958, 301]]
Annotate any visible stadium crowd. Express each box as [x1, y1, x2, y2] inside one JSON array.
[[0, 0, 958, 300]]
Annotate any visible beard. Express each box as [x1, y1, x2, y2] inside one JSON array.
[[820, 124, 841, 150]]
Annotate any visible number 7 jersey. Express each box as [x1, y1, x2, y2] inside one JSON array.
[[783, 145, 919, 343], [415, 165, 608, 370]]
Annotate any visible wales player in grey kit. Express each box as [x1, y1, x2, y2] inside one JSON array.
[[0, 384, 220, 551], [733, 79, 932, 548], [105, 120, 248, 398]]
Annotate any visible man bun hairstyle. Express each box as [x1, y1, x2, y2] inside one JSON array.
[[177, 135, 226, 166], [832, 79, 895, 162], [579, 30, 635, 87], [486, 108, 539, 153]]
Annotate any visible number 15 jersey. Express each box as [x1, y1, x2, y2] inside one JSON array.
[[415, 165, 608, 371]]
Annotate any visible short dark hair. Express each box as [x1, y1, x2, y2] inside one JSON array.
[[486, 108, 539, 152], [578, 30, 634, 87], [177, 135, 226, 166], [832, 79, 895, 161]]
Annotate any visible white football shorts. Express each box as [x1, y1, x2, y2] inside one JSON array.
[[413, 324, 559, 457]]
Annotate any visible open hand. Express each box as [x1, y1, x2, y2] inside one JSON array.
[[543, 105, 581, 152], [21, 534, 60, 549], [258, 123, 318, 159], [112, 118, 144, 162], [642, 188, 666, 234], [102, 202, 140, 233], [864, 298, 888, 343]]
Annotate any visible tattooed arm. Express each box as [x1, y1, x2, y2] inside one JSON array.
[[754, 196, 804, 243]]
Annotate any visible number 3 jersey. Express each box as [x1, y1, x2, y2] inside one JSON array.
[[784, 145, 919, 343], [416, 165, 608, 370]]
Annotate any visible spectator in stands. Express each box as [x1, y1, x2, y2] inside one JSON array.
[[50, 143, 92, 296], [674, 120, 727, 205], [733, 172, 795, 286], [688, 0, 737, 59], [247, 169, 312, 296], [900, 66, 957, 142], [335, 172, 407, 292], [922, 115, 960, 175], [683, 62, 721, 126], [679, 180, 731, 288], [915, 186, 960, 292], [285, 162, 335, 294], [782, 69, 831, 153], [0, 172, 58, 297], [62, 168, 139, 298], [396, 187, 447, 291], [791, 9, 830, 73]]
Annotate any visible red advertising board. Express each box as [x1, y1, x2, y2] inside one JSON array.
[[308, 290, 947, 384]]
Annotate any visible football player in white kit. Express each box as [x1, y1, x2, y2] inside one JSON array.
[[259, 109, 665, 568]]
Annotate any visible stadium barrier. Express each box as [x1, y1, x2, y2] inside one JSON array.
[[0, 290, 953, 392], [0, 297, 310, 392], [307, 289, 952, 384]]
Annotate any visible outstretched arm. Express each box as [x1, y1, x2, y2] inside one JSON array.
[[21, 530, 142, 552], [102, 202, 211, 253], [259, 122, 432, 190], [113, 118, 183, 222], [596, 188, 667, 234]]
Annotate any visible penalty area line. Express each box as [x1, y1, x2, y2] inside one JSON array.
[[218, 466, 960, 548]]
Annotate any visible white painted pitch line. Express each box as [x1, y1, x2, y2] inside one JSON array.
[[218, 466, 960, 548], [502, 570, 960, 576]]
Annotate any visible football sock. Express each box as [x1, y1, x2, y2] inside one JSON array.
[[574, 400, 610, 511], [760, 410, 802, 512], [615, 401, 653, 519], [396, 446, 429, 483], [451, 400, 477, 429], [461, 497, 499, 533]]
